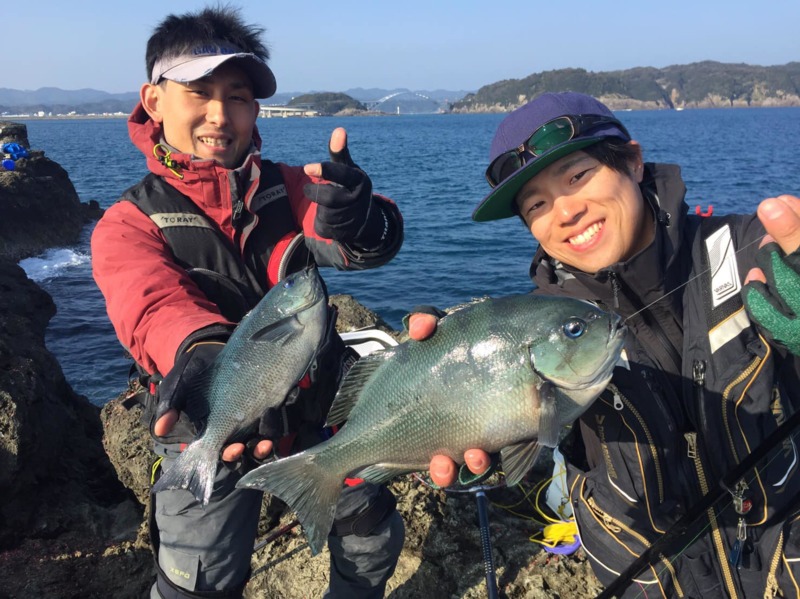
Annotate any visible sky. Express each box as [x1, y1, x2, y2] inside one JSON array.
[[3, 0, 798, 95]]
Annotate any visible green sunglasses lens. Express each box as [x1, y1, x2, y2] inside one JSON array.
[[488, 153, 523, 187], [527, 117, 575, 156]]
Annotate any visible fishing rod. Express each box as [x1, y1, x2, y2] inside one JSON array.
[[595, 406, 800, 599], [253, 518, 301, 553], [475, 488, 500, 599], [411, 471, 506, 598]]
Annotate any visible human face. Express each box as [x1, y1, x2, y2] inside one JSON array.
[[514, 144, 653, 274], [141, 61, 259, 169]]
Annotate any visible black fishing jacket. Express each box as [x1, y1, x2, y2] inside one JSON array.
[[531, 163, 800, 598]]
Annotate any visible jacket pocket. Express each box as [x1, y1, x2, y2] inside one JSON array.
[[575, 389, 674, 526], [569, 470, 684, 598]]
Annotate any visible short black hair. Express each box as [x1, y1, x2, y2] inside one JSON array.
[[582, 138, 640, 176], [145, 5, 269, 81]]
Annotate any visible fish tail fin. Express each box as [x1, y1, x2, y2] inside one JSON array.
[[151, 440, 218, 506], [236, 452, 342, 556]]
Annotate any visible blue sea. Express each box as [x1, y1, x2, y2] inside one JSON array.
[[15, 108, 800, 406]]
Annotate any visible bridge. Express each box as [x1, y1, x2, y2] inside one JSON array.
[[365, 91, 444, 114], [258, 105, 319, 118]]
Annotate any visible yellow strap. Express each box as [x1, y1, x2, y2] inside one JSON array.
[[530, 520, 577, 548], [150, 456, 164, 485]]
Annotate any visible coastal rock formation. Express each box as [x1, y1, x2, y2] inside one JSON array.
[[451, 61, 800, 113], [0, 121, 102, 262], [0, 139, 603, 598]]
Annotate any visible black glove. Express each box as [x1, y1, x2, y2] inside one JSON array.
[[155, 341, 225, 437], [305, 161, 385, 247]]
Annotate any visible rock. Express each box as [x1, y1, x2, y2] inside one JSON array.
[[0, 121, 30, 148], [0, 256, 150, 598], [0, 122, 104, 262]]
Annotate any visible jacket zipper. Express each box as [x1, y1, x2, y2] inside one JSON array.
[[684, 432, 739, 598], [586, 496, 685, 596], [721, 355, 762, 463], [763, 529, 784, 598], [609, 384, 665, 506]]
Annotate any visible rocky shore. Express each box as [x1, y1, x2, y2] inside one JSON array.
[[0, 122, 602, 598]]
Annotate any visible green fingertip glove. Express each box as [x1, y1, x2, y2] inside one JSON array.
[[743, 242, 800, 356]]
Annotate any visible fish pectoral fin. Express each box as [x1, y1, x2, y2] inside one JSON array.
[[500, 441, 543, 486], [248, 315, 303, 346], [354, 463, 421, 485], [325, 353, 386, 427]]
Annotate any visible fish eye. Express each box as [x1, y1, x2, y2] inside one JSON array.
[[563, 318, 586, 339], [283, 279, 295, 289]]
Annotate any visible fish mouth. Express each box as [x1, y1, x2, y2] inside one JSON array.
[[276, 267, 327, 316]]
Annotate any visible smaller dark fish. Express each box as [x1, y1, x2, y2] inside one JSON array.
[[152, 267, 328, 505]]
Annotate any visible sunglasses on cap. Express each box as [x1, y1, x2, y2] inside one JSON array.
[[485, 114, 630, 188]]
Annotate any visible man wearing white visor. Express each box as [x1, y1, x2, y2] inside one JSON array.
[[92, 5, 405, 599]]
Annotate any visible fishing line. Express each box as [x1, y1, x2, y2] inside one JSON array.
[[622, 237, 763, 323]]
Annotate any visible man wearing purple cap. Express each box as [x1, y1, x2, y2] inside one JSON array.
[[412, 92, 800, 597], [92, 6, 404, 599]]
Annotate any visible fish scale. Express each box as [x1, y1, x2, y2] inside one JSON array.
[[237, 293, 626, 555]]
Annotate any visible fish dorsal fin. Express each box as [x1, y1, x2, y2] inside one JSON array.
[[325, 352, 388, 427], [500, 440, 543, 486], [248, 315, 302, 346]]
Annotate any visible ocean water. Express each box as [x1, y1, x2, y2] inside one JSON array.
[[15, 108, 800, 405]]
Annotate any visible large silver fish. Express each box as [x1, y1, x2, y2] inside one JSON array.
[[151, 267, 328, 505], [237, 294, 626, 555]]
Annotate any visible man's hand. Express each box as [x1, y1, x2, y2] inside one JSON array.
[[743, 195, 800, 355], [153, 341, 274, 463], [406, 310, 492, 487], [429, 450, 493, 488], [304, 128, 382, 246]]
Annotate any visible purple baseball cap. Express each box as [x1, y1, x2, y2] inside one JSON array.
[[472, 92, 631, 222], [150, 40, 277, 99]]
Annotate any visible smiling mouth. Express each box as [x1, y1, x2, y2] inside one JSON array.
[[568, 221, 603, 246], [198, 136, 230, 148]]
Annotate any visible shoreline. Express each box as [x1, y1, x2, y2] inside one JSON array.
[[3, 102, 800, 122]]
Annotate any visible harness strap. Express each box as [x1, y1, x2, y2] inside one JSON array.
[[329, 485, 397, 537], [154, 564, 248, 599]]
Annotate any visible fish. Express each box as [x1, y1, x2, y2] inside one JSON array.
[[151, 266, 329, 506], [236, 293, 626, 555]]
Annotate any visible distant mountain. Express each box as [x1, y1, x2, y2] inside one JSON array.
[[0, 87, 139, 106], [452, 61, 800, 112]]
